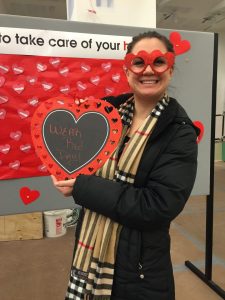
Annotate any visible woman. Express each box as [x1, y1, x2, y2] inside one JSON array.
[[52, 31, 199, 300]]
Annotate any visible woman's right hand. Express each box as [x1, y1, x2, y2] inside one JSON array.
[[51, 175, 76, 197]]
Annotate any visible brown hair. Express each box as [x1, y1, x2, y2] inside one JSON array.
[[126, 31, 174, 54]]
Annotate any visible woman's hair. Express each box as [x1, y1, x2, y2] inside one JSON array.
[[126, 31, 174, 54]]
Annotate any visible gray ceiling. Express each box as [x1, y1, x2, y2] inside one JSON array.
[[157, 0, 225, 32], [0, 0, 225, 32]]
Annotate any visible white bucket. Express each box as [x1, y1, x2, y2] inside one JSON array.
[[43, 210, 67, 238]]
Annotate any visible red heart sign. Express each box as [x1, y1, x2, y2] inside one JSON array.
[[0, 76, 5, 87], [31, 96, 122, 180], [193, 120, 204, 144], [169, 32, 191, 56], [20, 186, 40, 205]]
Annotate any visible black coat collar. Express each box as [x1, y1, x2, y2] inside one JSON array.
[[104, 93, 200, 141]]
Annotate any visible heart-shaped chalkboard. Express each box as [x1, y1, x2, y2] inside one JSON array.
[[31, 96, 122, 179]]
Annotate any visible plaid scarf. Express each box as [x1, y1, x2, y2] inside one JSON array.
[[66, 95, 170, 300]]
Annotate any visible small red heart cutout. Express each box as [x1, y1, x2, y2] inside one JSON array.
[[20, 187, 40, 205], [49, 57, 61, 67], [169, 32, 191, 56], [193, 120, 204, 144]]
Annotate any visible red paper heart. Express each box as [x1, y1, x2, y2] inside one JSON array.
[[20, 144, 32, 153], [26, 76, 37, 85], [41, 81, 53, 91], [49, 57, 61, 67], [12, 65, 24, 75], [101, 62, 112, 72], [0, 64, 9, 74], [76, 81, 87, 91], [112, 73, 121, 83], [0, 109, 6, 119], [60, 85, 70, 94], [80, 63, 91, 72], [9, 160, 20, 170], [13, 83, 25, 94], [59, 67, 69, 77], [0, 144, 10, 154], [20, 186, 40, 205], [105, 87, 114, 95], [17, 109, 30, 119], [38, 164, 48, 172], [27, 97, 39, 107], [169, 32, 191, 56], [36, 62, 47, 72], [193, 120, 204, 143], [31, 96, 122, 180], [90, 76, 100, 86], [0, 95, 8, 104], [10, 131, 22, 141], [0, 76, 5, 87]]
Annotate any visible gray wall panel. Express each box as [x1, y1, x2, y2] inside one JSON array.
[[0, 15, 216, 215]]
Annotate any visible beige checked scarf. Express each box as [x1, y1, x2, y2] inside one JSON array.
[[66, 95, 170, 300]]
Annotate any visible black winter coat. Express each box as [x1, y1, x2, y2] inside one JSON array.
[[72, 94, 199, 300]]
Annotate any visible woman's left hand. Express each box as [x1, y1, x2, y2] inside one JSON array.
[[51, 175, 76, 197]]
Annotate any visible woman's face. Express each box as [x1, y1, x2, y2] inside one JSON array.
[[125, 38, 173, 102]]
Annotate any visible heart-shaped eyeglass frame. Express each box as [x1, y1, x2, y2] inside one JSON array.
[[124, 50, 175, 75]]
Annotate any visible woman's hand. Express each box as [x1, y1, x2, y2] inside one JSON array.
[[75, 97, 93, 105], [51, 175, 76, 197]]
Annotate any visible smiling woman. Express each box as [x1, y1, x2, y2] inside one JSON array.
[[51, 30, 199, 300]]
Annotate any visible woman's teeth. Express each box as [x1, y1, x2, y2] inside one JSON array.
[[140, 79, 159, 84]]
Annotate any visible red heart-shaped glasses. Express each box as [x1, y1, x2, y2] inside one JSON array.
[[124, 50, 175, 75]]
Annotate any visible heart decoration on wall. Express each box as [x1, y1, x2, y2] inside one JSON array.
[[169, 32, 191, 56], [20, 186, 40, 205], [31, 96, 122, 180], [193, 120, 204, 144]]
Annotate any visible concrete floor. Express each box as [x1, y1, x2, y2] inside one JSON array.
[[0, 162, 225, 300]]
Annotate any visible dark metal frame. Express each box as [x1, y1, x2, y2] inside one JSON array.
[[185, 33, 225, 299]]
